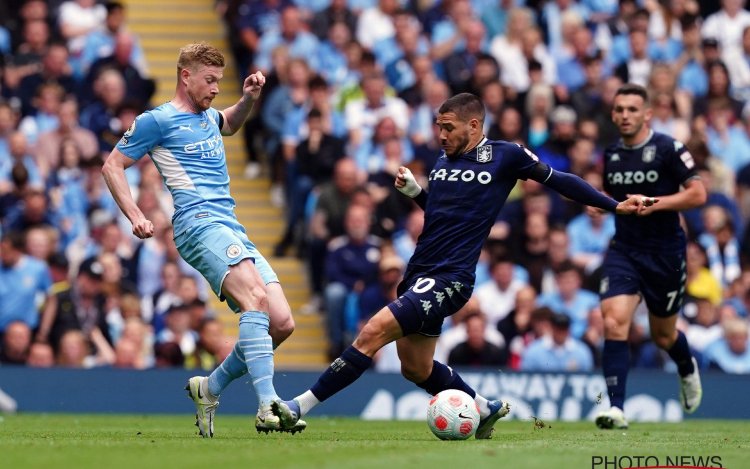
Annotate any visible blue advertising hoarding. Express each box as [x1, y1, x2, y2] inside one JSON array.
[[0, 367, 748, 421]]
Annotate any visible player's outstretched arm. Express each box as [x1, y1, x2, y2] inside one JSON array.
[[394, 166, 427, 210], [631, 178, 706, 216], [102, 149, 154, 239], [220, 71, 265, 136], [533, 164, 646, 214]]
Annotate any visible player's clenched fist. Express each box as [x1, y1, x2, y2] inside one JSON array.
[[132, 217, 154, 239], [244, 71, 266, 100], [615, 194, 658, 215], [394, 166, 422, 198]]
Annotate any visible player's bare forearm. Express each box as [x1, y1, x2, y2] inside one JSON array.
[[221, 94, 256, 135], [222, 71, 265, 135], [102, 151, 154, 238], [638, 179, 706, 215]]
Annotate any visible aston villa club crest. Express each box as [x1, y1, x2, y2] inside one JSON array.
[[642, 145, 656, 163], [477, 145, 492, 163]]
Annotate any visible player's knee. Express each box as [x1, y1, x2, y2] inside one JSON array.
[[352, 322, 386, 356], [651, 330, 676, 350], [603, 314, 628, 336]]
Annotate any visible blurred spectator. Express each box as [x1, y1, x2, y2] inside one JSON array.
[[356, 0, 398, 50], [521, 312, 594, 372], [535, 105, 578, 172], [682, 293, 724, 353], [436, 296, 506, 363], [392, 207, 423, 265], [650, 91, 690, 143], [674, 16, 709, 99], [58, 0, 106, 57], [0, 231, 55, 341], [701, 0, 750, 57], [685, 241, 723, 308], [156, 302, 197, 359], [537, 260, 599, 339], [26, 341, 54, 367], [311, 0, 356, 40], [489, 7, 535, 93], [448, 312, 508, 367], [699, 205, 742, 288], [2, 131, 42, 189], [306, 158, 363, 307], [34, 98, 99, 179], [345, 72, 409, 150], [15, 42, 76, 117], [56, 328, 98, 368], [703, 317, 750, 373], [316, 20, 353, 91], [567, 205, 616, 275], [49, 258, 114, 364], [324, 203, 381, 358], [359, 253, 404, 323], [79, 68, 127, 153], [475, 254, 528, 328], [2, 19, 50, 91], [442, 19, 486, 95], [17, 81, 63, 145], [78, 1, 149, 80], [154, 341, 184, 368], [0, 320, 31, 364], [254, 5, 320, 73], [696, 61, 745, 120], [84, 32, 155, 108], [275, 107, 346, 257], [185, 318, 226, 370], [613, 28, 652, 87]]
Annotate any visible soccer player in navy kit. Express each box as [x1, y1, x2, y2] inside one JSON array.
[[273, 93, 649, 438], [595, 84, 706, 430]]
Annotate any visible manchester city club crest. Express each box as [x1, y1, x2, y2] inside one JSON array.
[[200, 120, 208, 129], [642, 145, 656, 163], [477, 145, 492, 163], [226, 244, 242, 259]]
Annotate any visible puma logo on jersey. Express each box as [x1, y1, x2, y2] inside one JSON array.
[[429, 168, 492, 184], [607, 170, 659, 185], [179, 124, 193, 132]]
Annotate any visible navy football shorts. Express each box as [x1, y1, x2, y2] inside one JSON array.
[[599, 243, 686, 317], [389, 272, 473, 337]]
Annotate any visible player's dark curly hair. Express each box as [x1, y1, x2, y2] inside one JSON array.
[[438, 93, 485, 124], [615, 83, 649, 104]]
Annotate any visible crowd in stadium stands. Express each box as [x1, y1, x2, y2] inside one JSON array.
[[1, 0, 750, 376]]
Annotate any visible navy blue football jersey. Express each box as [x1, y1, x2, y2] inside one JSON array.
[[603, 130, 698, 252], [407, 138, 538, 281]]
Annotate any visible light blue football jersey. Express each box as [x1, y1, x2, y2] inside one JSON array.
[[115, 103, 236, 236]]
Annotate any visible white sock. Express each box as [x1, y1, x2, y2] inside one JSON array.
[[296, 390, 320, 417], [475, 395, 490, 418]]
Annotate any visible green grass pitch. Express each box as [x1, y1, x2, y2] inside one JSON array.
[[1, 414, 748, 469]]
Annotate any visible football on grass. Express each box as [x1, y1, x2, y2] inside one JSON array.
[[427, 389, 480, 440]]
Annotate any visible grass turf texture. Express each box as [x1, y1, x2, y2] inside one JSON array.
[[1, 415, 748, 469]]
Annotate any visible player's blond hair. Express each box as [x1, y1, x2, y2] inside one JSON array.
[[176, 42, 225, 76]]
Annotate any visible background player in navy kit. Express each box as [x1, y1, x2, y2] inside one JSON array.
[[595, 84, 707, 430], [272, 93, 650, 438]]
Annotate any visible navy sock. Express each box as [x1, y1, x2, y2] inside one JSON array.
[[666, 331, 695, 377], [310, 345, 372, 402], [602, 340, 629, 410], [416, 361, 476, 398]]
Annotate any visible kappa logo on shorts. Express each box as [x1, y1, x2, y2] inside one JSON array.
[[226, 244, 242, 259], [600, 276, 609, 295]]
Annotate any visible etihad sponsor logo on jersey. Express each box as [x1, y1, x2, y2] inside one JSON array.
[[184, 134, 225, 159], [428, 168, 492, 184], [606, 169, 659, 185]]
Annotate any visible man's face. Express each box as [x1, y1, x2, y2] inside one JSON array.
[[435, 111, 474, 158], [185, 65, 223, 112], [612, 93, 650, 138]]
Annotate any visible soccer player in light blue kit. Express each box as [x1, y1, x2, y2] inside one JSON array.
[[102, 43, 302, 436]]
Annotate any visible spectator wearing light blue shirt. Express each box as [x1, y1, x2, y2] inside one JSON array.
[[316, 21, 353, 90], [253, 5, 321, 73], [537, 261, 599, 339], [0, 232, 55, 338], [703, 318, 750, 374], [567, 205, 615, 275], [521, 312, 594, 372]]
